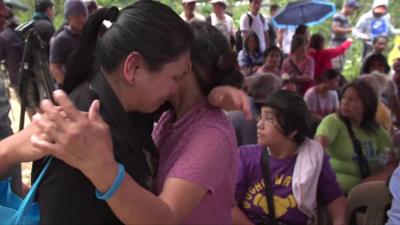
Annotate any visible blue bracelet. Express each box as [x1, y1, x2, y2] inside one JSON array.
[[95, 163, 125, 201]]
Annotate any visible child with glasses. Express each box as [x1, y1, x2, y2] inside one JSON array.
[[232, 90, 346, 225]]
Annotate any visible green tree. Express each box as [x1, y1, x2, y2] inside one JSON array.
[[12, 0, 400, 80]]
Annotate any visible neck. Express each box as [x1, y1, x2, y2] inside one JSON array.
[[251, 11, 259, 16], [294, 54, 304, 61], [349, 117, 362, 127], [267, 140, 297, 159], [185, 11, 194, 19], [215, 12, 224, 19], [316, 85, 328, 96], [68, 25, 81, 34], [172, 74, 204, 119], [342, 8, 349, 16], [103, 70, 129, 112]]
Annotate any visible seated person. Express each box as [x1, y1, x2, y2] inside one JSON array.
[[315, 79, 397, 194], [281, 35, 315, 95], [304, 69, 340, 122], [237, 31, 264, 76], [255, 46, 282, 76], [233, 90, 346, 225], [229, 73, 281, 146]]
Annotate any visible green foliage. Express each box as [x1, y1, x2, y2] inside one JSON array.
[[9, 0, 400, 81]]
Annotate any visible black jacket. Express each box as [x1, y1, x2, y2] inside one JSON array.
[[32, 72, 158, 224]]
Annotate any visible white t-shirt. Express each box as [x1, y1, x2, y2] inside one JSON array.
[[281, 27, 295, 55], [304, 87, 339, 118], [180, 11, 205, 23], [240, 12, 269, 52], [210, 13, 234, 42]]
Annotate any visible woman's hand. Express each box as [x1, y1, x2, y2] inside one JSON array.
[[208, 86, 252, 120], [0, 120, 49, 174], [31, 90, 116, 179]]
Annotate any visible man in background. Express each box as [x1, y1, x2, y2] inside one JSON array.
[[33, 0, 55, 47], [180, 0, 205, 23], [239, 0, 269, 52], [330, 0, 359, 71], [49, 0, 88, 84], [0, 0, 22, 196]]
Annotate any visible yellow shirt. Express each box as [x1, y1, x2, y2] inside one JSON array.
[[376, 101, 392, 133]]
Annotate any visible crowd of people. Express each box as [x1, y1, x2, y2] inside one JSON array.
[[0, 0, 399, 224]]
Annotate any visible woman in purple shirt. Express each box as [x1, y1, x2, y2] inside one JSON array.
[[26, 22, 243, 224]]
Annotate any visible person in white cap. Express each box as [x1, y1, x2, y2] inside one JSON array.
[[207, 0, 234, 45], [353, 0, 400, 58], [180, 0, 205, 23]]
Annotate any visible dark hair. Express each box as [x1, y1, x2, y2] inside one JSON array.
[[360, 53, 390, 75], [270, 4, 279, 12], [190, 22, 243, 96], [294, 24, 308, 37], [372, 35, 388, 45], [35, 0, 53, 12], [309, 33, 325, 50], [321, 68, 340, 83], [263, 45, 282, 66], [264, 90, 311, 145], [290, 35, 306, 54], [264, 45, 281, 58], [63, 1, 193, 93], [339, 79, 379, 132], [244, 31, 260, 53]]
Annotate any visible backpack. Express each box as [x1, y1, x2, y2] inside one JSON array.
[[235, 12, 265, 52]]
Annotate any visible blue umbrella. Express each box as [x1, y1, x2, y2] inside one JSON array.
[[272, 0, 336, 29]]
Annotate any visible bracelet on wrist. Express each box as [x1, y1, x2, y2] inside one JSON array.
[[95, 163, 125, 201]]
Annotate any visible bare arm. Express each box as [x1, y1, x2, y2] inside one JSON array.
[[331, 22, 352, 35], [87, 164, 208, 224], [264, 31, 270, 48], [241, 31, 249, 43], [315, 135, 330, 149], [208, 86, 252, 120], [277, 29, 284, 49], [32, 91, 209, 224], [0, 122, 46, 176], [326, 196, 347, 225], [49, 63, 65, 84], [232, 206, 254, 225]]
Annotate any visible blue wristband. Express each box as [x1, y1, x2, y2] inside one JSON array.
[[95, 163, 125, 201]]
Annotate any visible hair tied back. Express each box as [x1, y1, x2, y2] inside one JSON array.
[[216, 51, 235, 72], [107, 6, 120, 22]]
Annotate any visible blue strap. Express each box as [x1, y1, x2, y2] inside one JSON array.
[[95, 163, 125, 201], [16, 157, 53, 220]]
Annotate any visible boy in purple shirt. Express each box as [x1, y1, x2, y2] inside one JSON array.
[[233, 91, 346, 225]]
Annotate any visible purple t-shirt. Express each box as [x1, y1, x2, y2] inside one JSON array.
[[152, 100, 238, 224], [235, 145, 343, 225]]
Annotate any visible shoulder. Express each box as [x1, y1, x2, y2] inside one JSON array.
[[52, 30, 69, 42], [304, 86, 316, 97], [238, 144, 263, 164], [305, 55, 315, 62], [321, 113, 341, 124], [240, 12, 249, 20], [68, 81, 98, 111]]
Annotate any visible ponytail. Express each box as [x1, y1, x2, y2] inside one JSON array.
[[63, 7, 119, 93]]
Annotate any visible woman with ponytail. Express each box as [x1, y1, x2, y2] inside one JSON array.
[[27, 20, 245, 224], [18, 0, 252, 224], [31, 1, 194, 224]]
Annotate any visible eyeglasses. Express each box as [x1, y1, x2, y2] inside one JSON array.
[[255, 114, 276, 126]]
